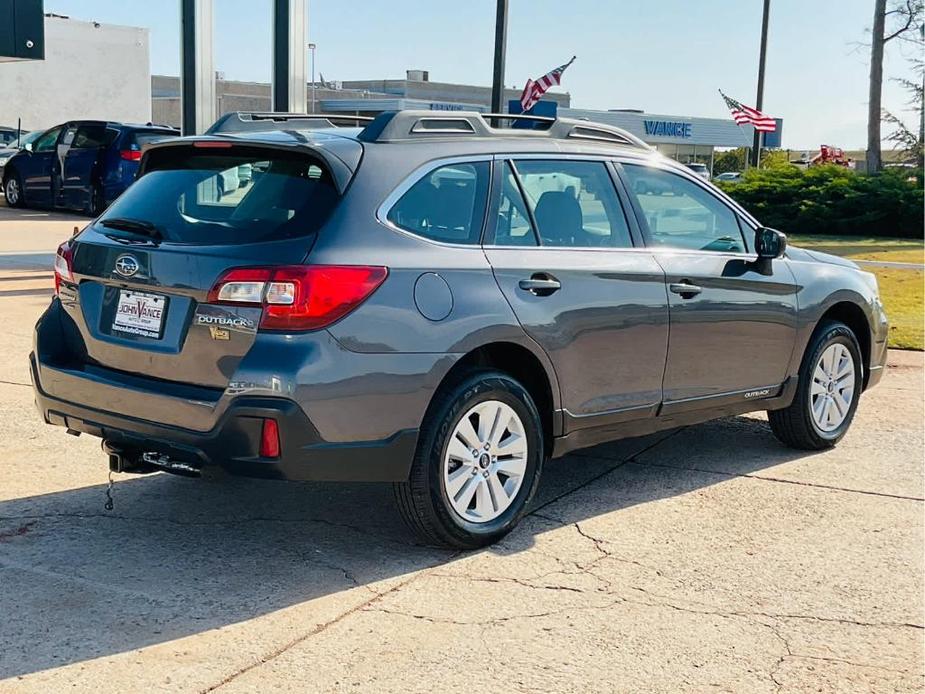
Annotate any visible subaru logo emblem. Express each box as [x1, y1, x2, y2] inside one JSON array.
[[114, 254, 139, 278]]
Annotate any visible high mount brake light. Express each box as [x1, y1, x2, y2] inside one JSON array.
[[54, 241, 74, 294], [207, 265, 388, 331]]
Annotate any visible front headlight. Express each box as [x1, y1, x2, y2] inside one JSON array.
[[0, 156, 9, 167]]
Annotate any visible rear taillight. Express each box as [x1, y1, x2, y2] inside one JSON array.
[[120, 149, 142, 161], [260, 419, 281, 458], [207, 265, 388, 331], [54, 241, 74, 294]]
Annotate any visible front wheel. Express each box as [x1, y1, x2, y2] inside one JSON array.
[[394, 370, 544, 549], [768, 321, 863, 450], [3, 173, 24, 208]]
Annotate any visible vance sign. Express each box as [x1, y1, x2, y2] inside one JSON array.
[[643, 120, 693, 139]]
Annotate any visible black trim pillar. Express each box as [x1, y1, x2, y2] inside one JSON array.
[[180, 0, 215, 135], [272, 0, 307, 113]]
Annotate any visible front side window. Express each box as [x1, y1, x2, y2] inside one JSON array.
[[33, 126, 63, 153], [512, 159, 632, 248], [387, 162, 490, 244], [622, 164, 746, 253]]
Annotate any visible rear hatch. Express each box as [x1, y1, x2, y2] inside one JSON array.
[[56, 139, 355, 389]]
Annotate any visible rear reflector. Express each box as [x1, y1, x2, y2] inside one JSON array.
[[207, 265, 388, 331], [260, 419, 280, 458], [54, 241, 74, 294], [120, 149, 142, 161]]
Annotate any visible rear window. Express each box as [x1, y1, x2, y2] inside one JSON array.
[[96, 148, 339, 244]]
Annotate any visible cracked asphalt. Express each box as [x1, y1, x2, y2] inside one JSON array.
[[0, 206, 922, 693]]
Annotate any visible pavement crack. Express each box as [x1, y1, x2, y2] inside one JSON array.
[[629, 460, 925, 502]]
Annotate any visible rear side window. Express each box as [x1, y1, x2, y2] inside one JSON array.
[[96, 148, 339, 245], [387, 162, 490, 244], [512, 160, 633, 248], [73, 125, 116, 149]]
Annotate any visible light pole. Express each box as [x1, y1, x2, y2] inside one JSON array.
[[751, 0, 770, 168], [490, 0, 508, 113], [307, 42, 316, 113]]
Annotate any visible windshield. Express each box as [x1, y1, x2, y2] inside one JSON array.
[[96, 149, 339, 245]]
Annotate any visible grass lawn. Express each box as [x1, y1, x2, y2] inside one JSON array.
[[789, 234, 924, 264], [789, 234, 923, 350]]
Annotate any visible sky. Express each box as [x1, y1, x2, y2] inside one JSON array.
[[43, 0, 922, 149]]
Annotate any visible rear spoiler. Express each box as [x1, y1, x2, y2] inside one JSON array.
[[206, 112, 373, 135], [138, 136, 362, 194]]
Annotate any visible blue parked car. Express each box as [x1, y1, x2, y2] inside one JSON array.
[[2, 120, 177, 215]]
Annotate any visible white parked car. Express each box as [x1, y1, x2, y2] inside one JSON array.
[[685, 162, 710, 180]]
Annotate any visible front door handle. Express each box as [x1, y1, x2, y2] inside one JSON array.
[[669, 281, 703, 298], [519, 274, 561, 296]]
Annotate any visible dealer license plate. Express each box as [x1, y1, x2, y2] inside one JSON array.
[[112, 290, 167, 339]]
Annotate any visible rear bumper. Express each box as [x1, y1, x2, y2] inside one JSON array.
[[31, 352, 417, 482]]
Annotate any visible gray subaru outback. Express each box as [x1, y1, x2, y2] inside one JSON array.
[[31, 111, 889, 548]]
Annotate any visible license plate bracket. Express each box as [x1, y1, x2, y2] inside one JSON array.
[[111, 289, 167, 339]]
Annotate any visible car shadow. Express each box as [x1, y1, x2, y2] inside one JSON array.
[[0, 414, 818, 680]]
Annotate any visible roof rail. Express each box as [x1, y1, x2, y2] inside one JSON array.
[[206, 111, 373, 135], [357, 110, 650, 150]]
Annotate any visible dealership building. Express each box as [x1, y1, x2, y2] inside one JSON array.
[[0, 12, 777, 176]]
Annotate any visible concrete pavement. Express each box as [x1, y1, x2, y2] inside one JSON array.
[[0, 202, 922, 693]]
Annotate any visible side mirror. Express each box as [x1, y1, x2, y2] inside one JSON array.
[[22, 142, 33, 152], [755, 227, 787, 260]]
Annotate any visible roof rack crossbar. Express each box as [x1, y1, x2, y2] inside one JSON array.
[[357, 110, 651, 151]]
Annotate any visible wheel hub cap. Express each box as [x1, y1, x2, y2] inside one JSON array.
[[443, 399, 528, 524], [810, 343, 855, 432]]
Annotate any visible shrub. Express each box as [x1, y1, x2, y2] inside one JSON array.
[[715, 165, 924, 238]]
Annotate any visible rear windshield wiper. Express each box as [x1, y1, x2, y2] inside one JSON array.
[[99, 217, 163, 239]]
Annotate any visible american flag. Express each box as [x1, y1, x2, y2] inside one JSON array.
[[520, 56, 576, 112], [720, 91, 777, 133]]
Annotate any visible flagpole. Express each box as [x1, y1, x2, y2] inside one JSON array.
[[751, 0, 771, 168], [490, 0, 509, 113]]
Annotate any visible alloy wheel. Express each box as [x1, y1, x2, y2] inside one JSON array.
[[443, 399, 528, 523], [810, 343, 856, 432], [5, 178, 19, 205]]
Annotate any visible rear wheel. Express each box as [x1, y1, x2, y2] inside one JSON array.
[[768, 321, 863, 450], [394, 370, 544, 549], [3, 172, 23, 208]]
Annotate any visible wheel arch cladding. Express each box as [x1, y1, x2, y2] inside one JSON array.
[[817, 301, 872, 386], [434, 342, 557, 452]]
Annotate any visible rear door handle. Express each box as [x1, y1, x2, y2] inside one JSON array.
[[519, 274, 561, 296], [669, 281, 703, 298]]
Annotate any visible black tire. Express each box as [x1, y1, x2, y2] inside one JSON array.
[[394, 369, 544, 549], [88, 183, 106, 217], [3, 171, 24, 208], [768, 321, 863, 450]]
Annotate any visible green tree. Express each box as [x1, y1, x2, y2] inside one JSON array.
[[713, 147, 747, 174]]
